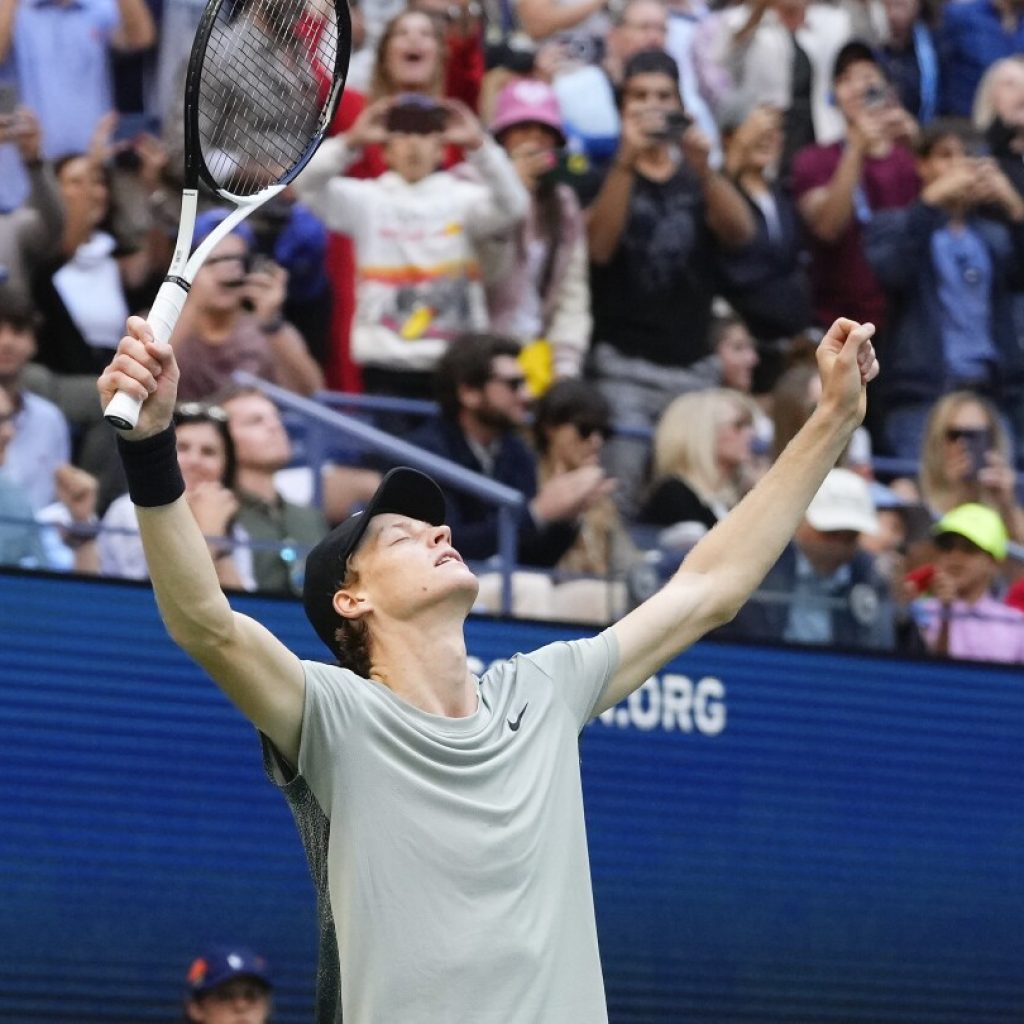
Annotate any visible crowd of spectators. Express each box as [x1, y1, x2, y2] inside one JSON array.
[[0, 0, 1023, 662]]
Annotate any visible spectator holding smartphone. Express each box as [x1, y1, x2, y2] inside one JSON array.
[[913, 391, 1024, 543], [792, 42, 919, 335], [863, 119, 1024, 461], [170, 210, 324, 404], [293, 94, 528, 406], [586, 48, 754, 515]]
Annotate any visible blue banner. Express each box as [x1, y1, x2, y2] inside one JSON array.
[[1, 570, 1021, 1022]]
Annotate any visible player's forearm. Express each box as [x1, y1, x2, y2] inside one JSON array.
[[680, 402, 858, 617], [136, 498, 237, 648]]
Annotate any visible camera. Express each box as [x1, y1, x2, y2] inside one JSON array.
[[647, 109, 693, 142]]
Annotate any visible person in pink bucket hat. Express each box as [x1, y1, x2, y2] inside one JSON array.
[[483, 79, 593, 388]]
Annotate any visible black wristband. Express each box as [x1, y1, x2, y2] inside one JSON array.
[[116, 425, 186, 508]]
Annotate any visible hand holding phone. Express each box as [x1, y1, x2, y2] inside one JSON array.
[[961, 428, 992, 481]]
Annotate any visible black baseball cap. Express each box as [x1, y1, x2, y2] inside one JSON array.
[[832, 40, 880, 82], [302, 467, 447, 658]]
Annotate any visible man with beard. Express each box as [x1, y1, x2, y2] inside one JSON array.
[[406, 332, 613, 567]]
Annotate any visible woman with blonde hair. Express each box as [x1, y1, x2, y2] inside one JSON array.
[[639, 388, 759, 532], [916, 390, 1024, 541], [971, 55, 1024, 211]]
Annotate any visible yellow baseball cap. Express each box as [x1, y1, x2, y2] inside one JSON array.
[[932, 503, 1008, 561]]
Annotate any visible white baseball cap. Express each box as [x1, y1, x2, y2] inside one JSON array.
[[805, 468, 879, 536]]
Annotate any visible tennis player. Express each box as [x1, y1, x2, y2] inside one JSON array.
[[98, 312, 879, 1023]]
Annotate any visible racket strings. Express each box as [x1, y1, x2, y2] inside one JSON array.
[[197, 0, 341, 195]]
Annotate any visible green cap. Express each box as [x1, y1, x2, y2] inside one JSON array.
[[933, 503, 1008, 561]]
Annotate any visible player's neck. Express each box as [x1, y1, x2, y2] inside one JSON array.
[[368, 618, 476, 718]]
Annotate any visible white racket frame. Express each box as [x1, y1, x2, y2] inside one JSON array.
[[103, 183, 284, 430]]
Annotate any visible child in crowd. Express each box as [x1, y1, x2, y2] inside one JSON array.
[[909, 503, 1024, 663], [293, 93, 528, 404]]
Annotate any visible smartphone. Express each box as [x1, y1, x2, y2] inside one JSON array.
[[647, 109, 693, 142], [961, 428, 992, 480], [862, 84, 891, 110], [385, 98, 449, 135], [0, 82, 19, 118]]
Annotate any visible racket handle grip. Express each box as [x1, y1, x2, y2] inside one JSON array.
[[103, 280, 189, 431]]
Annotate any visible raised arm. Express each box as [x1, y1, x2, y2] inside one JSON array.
[[601, 318, 879, 713], [96, 317, 306, 764]]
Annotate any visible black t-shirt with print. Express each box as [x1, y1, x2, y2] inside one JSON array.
[[590, 164, 714, 369]]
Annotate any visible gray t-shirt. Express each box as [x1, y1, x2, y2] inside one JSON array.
[[296, 630, 618, 1024]]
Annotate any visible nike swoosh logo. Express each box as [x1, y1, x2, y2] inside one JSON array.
[[507, 703, 528, 732]]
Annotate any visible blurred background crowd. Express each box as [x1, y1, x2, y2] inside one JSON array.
[[1, 0, 1023, 662]]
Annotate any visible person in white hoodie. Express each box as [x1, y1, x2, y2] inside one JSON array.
[[294, 94, 529, 407]]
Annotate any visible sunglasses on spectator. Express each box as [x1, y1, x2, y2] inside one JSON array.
[[944, 428, 989, 443], [573, 421, 611, 441], [175, 402, 229, 423], [488, 374, 529, 391]]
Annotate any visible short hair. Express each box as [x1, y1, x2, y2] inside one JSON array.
[[914, 117, 978, 158], [0, 295, 40, 334], [832, 39, 881, 84], [532, 379, 611, 455], [622, 48, 680, 87], [434, 333, 521, 421], [333, 559, 372, 676]]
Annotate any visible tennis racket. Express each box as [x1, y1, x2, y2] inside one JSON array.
[[103, 0, 351, 430]]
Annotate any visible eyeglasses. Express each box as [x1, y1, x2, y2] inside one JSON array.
[[574, 422, 611, 441], [488, 374, 529, 391], [175, 402, 228, 423]]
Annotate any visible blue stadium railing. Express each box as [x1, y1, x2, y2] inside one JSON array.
[[234, 373, 525, 613]]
